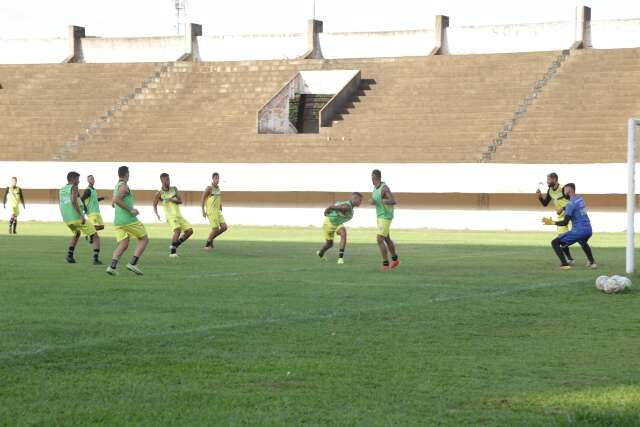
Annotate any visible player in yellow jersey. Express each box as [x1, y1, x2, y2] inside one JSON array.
[[317, 192, 362, 264], [3, 177, 26, 234], [200, 172, 228, 251], [537, 172, 574, 264], [153, 173, 194, 257]]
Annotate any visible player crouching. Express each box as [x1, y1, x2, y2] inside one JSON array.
[[542, 183, 597, 270], [317, 192, 362, 264]]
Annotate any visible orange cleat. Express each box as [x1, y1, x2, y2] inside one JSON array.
[[389, 259, 400, 269]]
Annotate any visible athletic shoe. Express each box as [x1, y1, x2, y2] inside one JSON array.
[[389, 259, 400, 269], [106, 266, 119, 276], [567, 259, 576, 265], [65, 255, 76, 264], [316, 251, 327, 261], [126, 263, 144, 276], [337, 258, 344, 265], [587, 262, 598, 269], [559, 265, 572, 270], [203, 245, 214, 252], [93, 259, 103, 265], [380, 265, 390, 272], [169, 253, 179, 258]]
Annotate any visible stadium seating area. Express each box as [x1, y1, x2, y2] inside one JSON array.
[[1, 48, 639, 163]]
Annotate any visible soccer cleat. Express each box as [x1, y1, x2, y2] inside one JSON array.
[[106, 266, 119, 276], [567, 259, 576, 266], [65, 255, 76, 264], [126, 263, 144, 276], [203, 245, 214, 252], [316, 251, 327, 261], [559, 265, 572, 270], [379, 265, 390, 272], [389, 259, 400, 269], [93, 259, 103, 265], [587, 262, 598, 269], [337, 258, 344, 265], [169, 253, 180, 258]]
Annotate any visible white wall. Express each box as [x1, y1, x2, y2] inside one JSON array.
[[198, 33, 305, 61], [318, 30, 434, 59], [298, 70, 359, 94], [0, 161, 637, 194], [443, 21, 574, 55], [0, 38, 67, 64], [590, 19, 640, 49], [80, 36, 185, 63]]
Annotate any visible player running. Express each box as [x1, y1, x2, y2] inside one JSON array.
[[59, 172, 102, 265], [542, 183, 597, 270], [370, 169, 399, 271], [81, 175, 105, 245], [537, 172, 574, 264], [201, 172, 228, 251], [3, 177, 26, 234], [106, 166, 149, 276], [153, 173, 194, 257], [317, 192, 363, 264]]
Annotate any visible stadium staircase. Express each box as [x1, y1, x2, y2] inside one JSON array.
[[289, 94, 334, 133], [489, 48, 640, 163], [0, 51, 584, 163], [0, 63, 159, 160]]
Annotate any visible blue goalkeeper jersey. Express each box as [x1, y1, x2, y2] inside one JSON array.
[[565, 195, 591, 232]]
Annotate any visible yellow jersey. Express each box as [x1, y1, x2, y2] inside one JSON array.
[[206, 183, 221, 214], [159, 186, 182, 220], [6, 186, 22, 208]]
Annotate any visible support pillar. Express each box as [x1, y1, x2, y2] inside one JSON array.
[[571, 5, 591, 50], [63, 25, 85, 63], [302, 19, 323, 59], [429, 15, 449, 55], [178, 23, 202, 61]]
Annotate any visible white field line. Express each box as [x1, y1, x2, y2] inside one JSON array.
[[0, 278, 586, 361]]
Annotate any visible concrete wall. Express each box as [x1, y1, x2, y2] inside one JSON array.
[[590, 19, 640, 49], [299, 70, 360, 94], [257, 76, 298, 134], [318, 30, 434, 59], [0, 38, 67, 64], [79, 36, 186, 63], [443, 21, 574, 55], [198, 33, 305, 61]]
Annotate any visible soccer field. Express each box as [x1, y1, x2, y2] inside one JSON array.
[[1, 223, 639, 426]]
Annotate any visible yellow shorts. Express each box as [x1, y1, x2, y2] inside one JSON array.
[[65, 220, 97, 236], [322, 217, 345, 241], [87, 213, 104, 227], [168, 215, 191, 232], [207, 211, 226, 229], [11, 206, 19, 217], [376, 218, 392, 237], [115, 221, 147, 242]]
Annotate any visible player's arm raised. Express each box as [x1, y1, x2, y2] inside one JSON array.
[[152, 191, 161, 221], [537, 189, 551, 207], [70, 186, 85, 224], [200, 185, 211, 217], [381, 185, 396, 205]]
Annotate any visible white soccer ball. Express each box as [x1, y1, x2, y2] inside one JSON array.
[[602, 275, 631, 294], [595, 275, 609, 291]]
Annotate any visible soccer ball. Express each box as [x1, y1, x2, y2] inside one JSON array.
[[599, 275, 632, 294], [595, 275, 608, 291]]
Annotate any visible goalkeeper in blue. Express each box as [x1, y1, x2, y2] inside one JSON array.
[[542, 183, 597, 270]]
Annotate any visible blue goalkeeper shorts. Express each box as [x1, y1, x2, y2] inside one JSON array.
[[559, 228, 592, 246]]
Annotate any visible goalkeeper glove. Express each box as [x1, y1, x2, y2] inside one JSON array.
[[542, 217, 554, 226]]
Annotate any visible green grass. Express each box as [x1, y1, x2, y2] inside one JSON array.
[[1, 222, 639, 426]]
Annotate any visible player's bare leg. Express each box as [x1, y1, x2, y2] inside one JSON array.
[[317, 239, 333, 260], [377, 234, 390, 271], [170, 227, 193, 257], [204, 223, 227, 251], [385, 235, 400, 269], [90, 233, 102, 265], [124, 236, 148, 275], [337, 227, 347, 264], [107, 238, 129, 275], [66, 231, 81, 263]]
